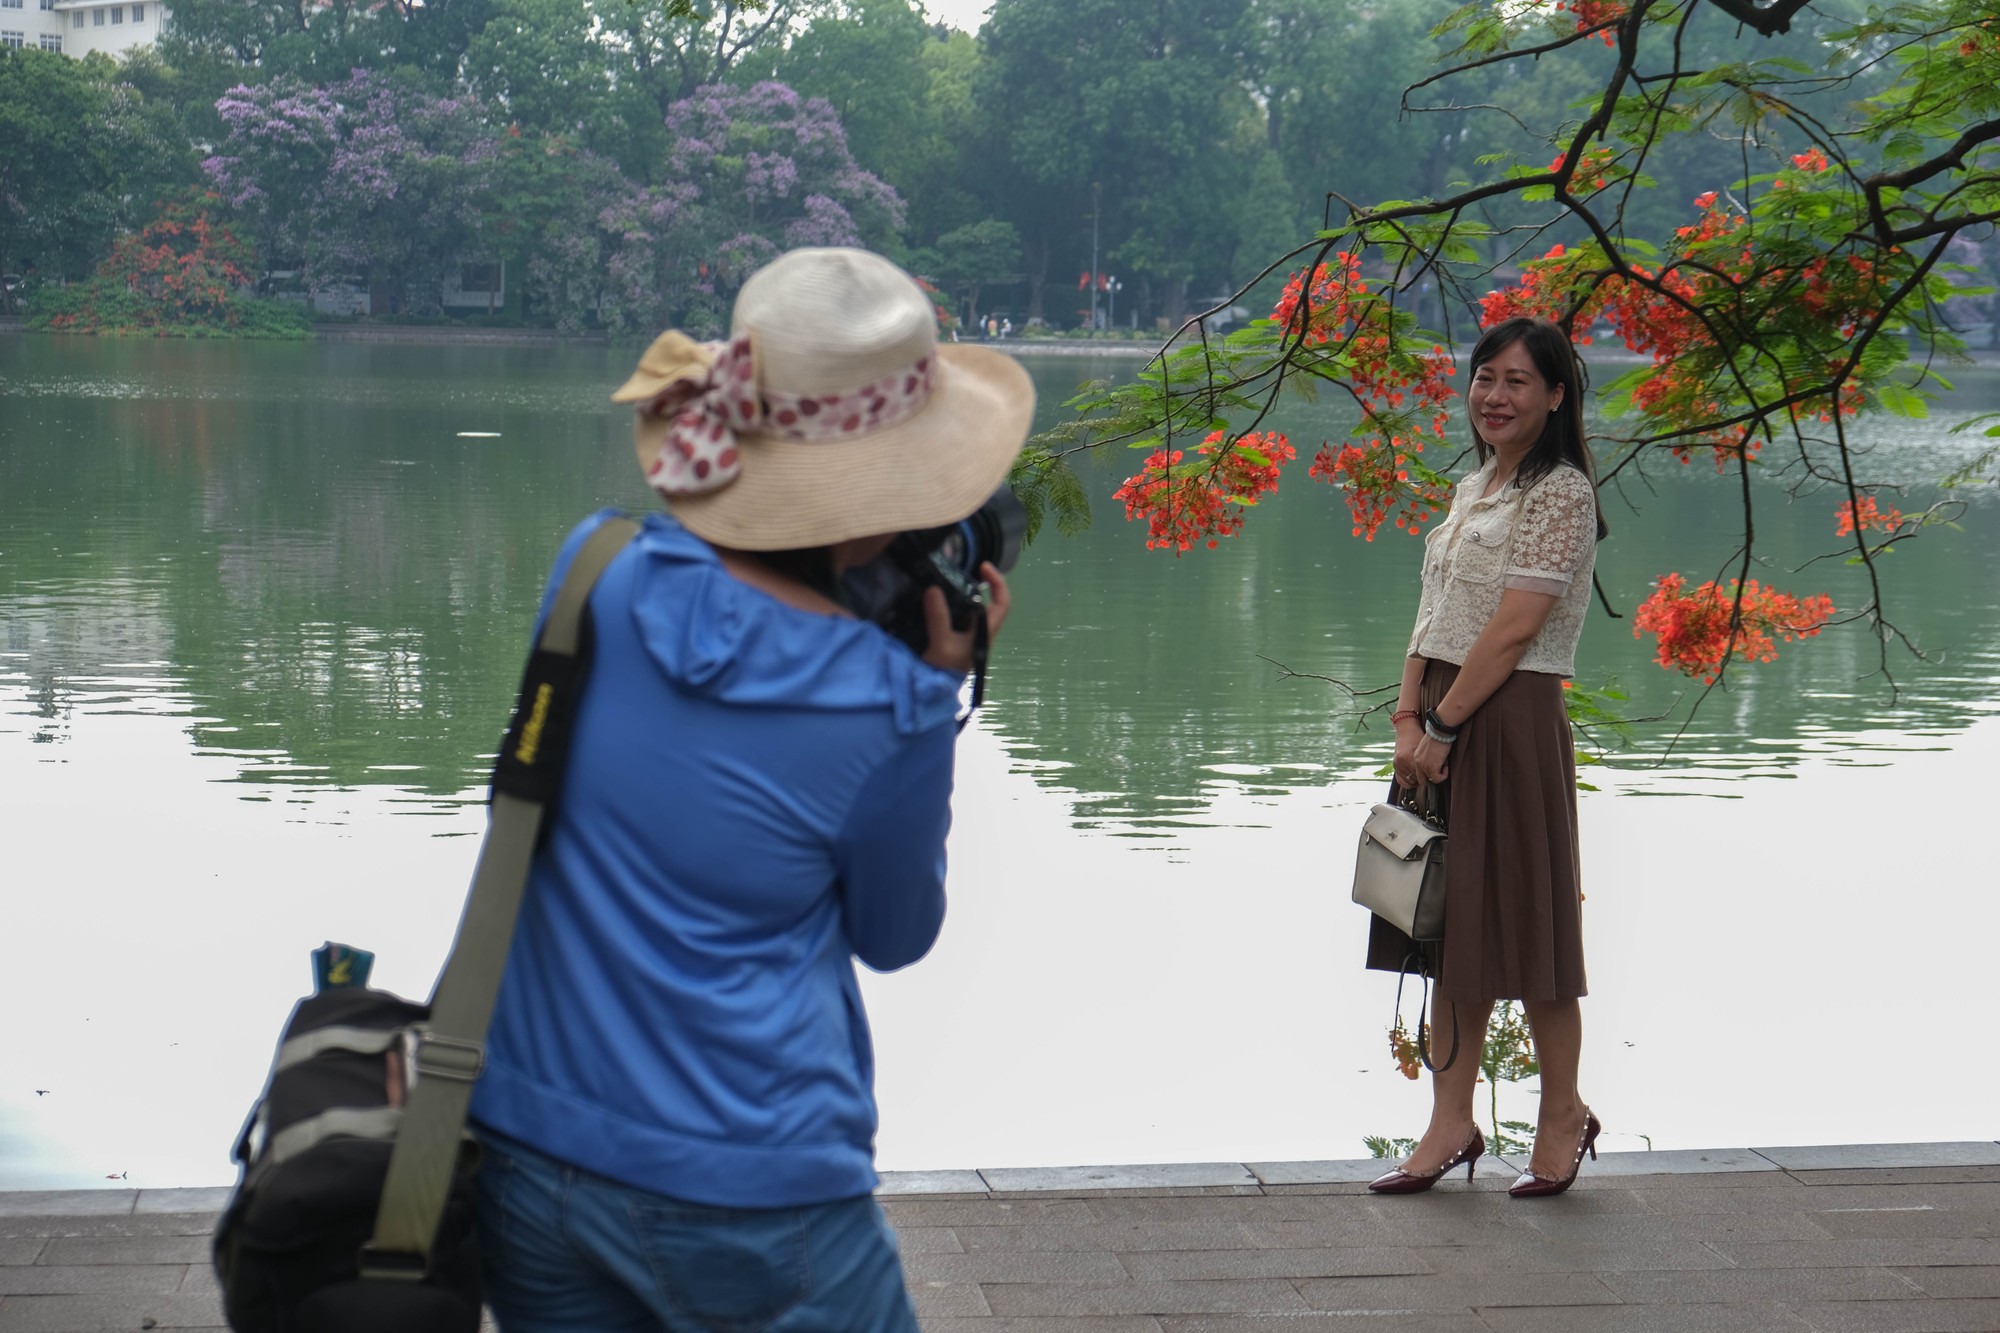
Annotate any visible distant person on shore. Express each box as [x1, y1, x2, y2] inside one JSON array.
[[1367, 315, 1608, 1199], [467, 248, 1034, 1329]]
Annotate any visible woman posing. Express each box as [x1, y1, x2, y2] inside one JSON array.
[[1367, 315, 1607, 1199], [468, 248, 1033, 1329]]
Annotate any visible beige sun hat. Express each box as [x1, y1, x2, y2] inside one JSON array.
[[611, 247, 1035, 551]]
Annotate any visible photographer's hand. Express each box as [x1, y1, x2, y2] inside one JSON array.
[[921, 563, 1010, 675]]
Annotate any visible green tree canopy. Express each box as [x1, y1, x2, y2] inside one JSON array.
[[0, 51, 179, 293]]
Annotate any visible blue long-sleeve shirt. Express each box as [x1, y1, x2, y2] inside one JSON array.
[[471, 511, 962, 1207]]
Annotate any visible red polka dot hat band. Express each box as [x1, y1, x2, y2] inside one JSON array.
[[639, 332, 937, 497], [611, 247, 1034, 552]]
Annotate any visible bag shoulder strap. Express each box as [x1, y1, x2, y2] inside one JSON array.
[[364, 515, 640, 1274]]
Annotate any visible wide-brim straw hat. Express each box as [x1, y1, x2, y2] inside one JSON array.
[[612, 247, 1035, 550]]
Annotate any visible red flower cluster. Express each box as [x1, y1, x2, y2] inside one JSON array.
[[1113, 430, 1296, 553], [1548, 146, 1618, 195], [1480, 190, 1877, 470], [1272, 251, 1367, 345], [1790, 148, 1830, 173], [1117, 254, 1458, 550], [1633, 573, 1835, 681], [1550, 0, 1625, 43], [1388, 1019, 1423, 1081], [1834, 495, 1902, 537], [1271, 255, 1458, 538], [43, 192, 257, 334], [1308, 439, 1451, 540]]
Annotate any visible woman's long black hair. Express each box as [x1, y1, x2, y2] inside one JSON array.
[[1468, 316, 1608, 540]]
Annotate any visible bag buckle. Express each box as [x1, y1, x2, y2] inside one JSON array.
[[356, 1244, 429, 1282], [407, 1029, 485, 1083]]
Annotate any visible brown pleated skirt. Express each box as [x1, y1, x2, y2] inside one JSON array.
[[1365, 659, 1588, 1001]]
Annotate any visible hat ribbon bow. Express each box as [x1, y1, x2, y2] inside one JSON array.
[[644, 333, 762, 497]]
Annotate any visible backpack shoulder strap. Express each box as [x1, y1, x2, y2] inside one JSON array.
[[364, 515, 640, 1274]]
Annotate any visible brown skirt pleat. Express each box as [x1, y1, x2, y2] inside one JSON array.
[[1364, 660, 1588, 1001]]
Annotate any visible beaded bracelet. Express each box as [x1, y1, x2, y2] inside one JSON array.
[[1421, 708, 1460, 744]]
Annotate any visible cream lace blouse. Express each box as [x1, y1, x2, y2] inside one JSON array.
[[1406, 459, 1599, 678]]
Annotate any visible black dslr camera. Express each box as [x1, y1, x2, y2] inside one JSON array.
[[839, 485, 1026, 656]]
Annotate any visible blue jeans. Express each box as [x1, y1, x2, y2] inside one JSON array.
[[472, 1131, 920, 1333]]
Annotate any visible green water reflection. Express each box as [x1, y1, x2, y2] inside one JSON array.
[[3, 335, 1995, 833]]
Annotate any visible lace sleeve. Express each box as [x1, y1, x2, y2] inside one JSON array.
[[1506, 467, 1597, 585]]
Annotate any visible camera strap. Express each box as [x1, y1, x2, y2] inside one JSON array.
[[958, 607, 991, 730]]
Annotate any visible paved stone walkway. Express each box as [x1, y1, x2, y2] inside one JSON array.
[[3, 1142, 1996, 1331]]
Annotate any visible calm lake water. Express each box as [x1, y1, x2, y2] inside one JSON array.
[[3, 334, 1997, 1188]]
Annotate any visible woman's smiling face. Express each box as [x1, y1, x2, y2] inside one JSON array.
[[1467, 339, 1563, 457]]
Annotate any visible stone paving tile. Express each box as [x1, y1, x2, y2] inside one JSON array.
[[1421, 1237, 1735, 1274], [1520, 1210, 1834, 1245], [902, 1251, 1131, 1284], [1596, 1264, 1923, 1304], [1764, 1182, 2000, 1210], [1081, 1196, 1392, 1225], [982, 1280, 1311, 1318], [0, 1265, 188, 1296], [1246, 1159, 1402, 1187], [1116, 1246, 1431, 1282], [1477, 1302, 1814, 1331], [1294, 1270, 1620, 1311], [888, 1200, 1101, 1227], [0, 1292, 225, 1331], [1807, 1208, 2000, 1240], [897, 1226, 969, 1254], [37, 1236, 211, 1267], [1242, 1213, 1524, 1250], [0, 1216, 216, 1241], [953, 1224, 1262, 1255], [1711, 1237, 2000, 1268], [1794, 1166, 2000, 1187], [882, 1171, 990, 1197], [1577, 1148, 1781, 1178], [981, 1165, 1258, 1195], [910, 1282, 994, 1318], [1757, 1143, 2000, 1172], [1159, 1316, 1490, 1333], [1795, 1297, 2000, 1332], [133, 1190, 231, 1216], [0, 1245, 39, 1270], [0, 1196, 132, 1221], [177, 1266, 219, 1296], [916, 1312, 1168, 1320], [1888, 1266, 2000, 1299], [1620, 1186, 1877, 1217]]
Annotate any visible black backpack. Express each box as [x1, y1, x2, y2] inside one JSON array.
[[212, 518, 639, 1332]]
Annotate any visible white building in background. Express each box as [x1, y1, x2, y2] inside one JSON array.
[[0, 0, 165, 59]]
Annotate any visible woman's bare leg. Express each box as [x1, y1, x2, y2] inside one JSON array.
[[1522, 998, 1588, 1178], [1402, 997, 1494, 1173]]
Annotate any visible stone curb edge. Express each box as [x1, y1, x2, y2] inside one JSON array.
[[873, 1140, 2000, 1197], [6, 1141, 1995, 1214]]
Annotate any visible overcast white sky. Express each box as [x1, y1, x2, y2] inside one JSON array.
[[919, 0, 990, 32]]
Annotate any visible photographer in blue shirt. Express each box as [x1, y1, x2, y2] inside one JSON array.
[[470, 249, 1034, 1331]]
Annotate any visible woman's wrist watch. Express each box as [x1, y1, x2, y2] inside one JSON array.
[[1421, 708, 1460, 745]]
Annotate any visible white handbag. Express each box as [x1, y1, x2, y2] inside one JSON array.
[[1351, 801, 1447, 942]]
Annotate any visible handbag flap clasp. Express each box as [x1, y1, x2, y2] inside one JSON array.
[[1362, 803, 1444, 861]]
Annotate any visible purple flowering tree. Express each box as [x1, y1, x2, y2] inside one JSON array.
[[206, 71, 497, 314], [596, 80, 905, 336]]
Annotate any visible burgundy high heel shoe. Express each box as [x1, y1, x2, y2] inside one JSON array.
[[1508, 1108, 1602, 1198], [1367, 1127, 1485, 1195]]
